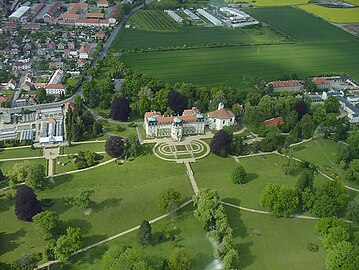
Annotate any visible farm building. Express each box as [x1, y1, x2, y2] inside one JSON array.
[[268, 80, 303, 92], [9, 6, 30, 21], [313, 77, 330, 90], [197, 9, 222, 26], [164, 10, 183, 23], [207, 103, 235, 131], [184, 9, 201, 22]]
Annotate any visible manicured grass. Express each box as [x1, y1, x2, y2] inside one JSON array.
[[61, 142, 105, 155], [102, 122, 137, 138], [112, 26, 288, 51], [299, 4, 359, 23], [226, 207, 327, 270], [0, 154, 193, 264], [127, 10, 179, 31], [244, 6, 357, 41], [121, 41, 359, 87], [291, 139, 359, 189], [0, 147, 42, 159], [0, 158, 47, 175], [192, 153, 327, 209], [51, 205, 214, 269]]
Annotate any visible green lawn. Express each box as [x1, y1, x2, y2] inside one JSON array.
[[121, 41, 359, 87], [291, 139, 359, 189], [127, 10, 180, 31], [300, 4, 359, 23], [61, 142, 105, 155], [244, 6, 356, 41], [0, 154, 193, 264], [51, 205, 214, 270], [0, 158, 47, 175], [192, 153, 327, 209], [112, 25, 288, 51], [236, 0, 308, 6], [0, 147, 42, 159], [227, 207, 327, 270], [102, 122, 137, 138]]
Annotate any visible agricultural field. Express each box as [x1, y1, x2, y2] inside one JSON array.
[[0, 153, 193, 264], [126, 10, 179, 32], [244, 6, 357, 41], [238, 0, 308, 6], [121, 41, 359, 87], [299, 4, 359, 23], [112, 25, 288, 51]]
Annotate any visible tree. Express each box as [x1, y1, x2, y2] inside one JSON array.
[[139, 95, 151, 116], [33, 211, 60, 240], [158, 188, 181, 212], [126, 135, 142, 158], [7, 161, 31, 183], [210, 130, 233, 157], [110, 96, 131, 121], [193, 188, 220, 230], [36, 87, 47, 104], [322, 226, 350, 250], [346, 159, 359, 184], [168, 90, 187, 114], [102, 246, 150, 270], [315, 216, 349, 238], [222, 248, 239, 270], [294, 99, 308, 120], [11, 253, 41, 270], [137, 220, 152, 246], [92, 121, 103, 136], [232, 165, 247, 184], [67, 188, 95, 210], [313, 106, 327, 125], [26, 163, 46, 190], [326, 241, 358, 270], [15, 185, 42, 222], [105, 136, 125, 158], [54, 227, 82, 261], [168, 247, 190, 270], [346, 194, 359, 223], [296, 170, 314, 195], [0, 169, 5, 181], [324, 96, 340, 114], [259, 183, 298, 217]]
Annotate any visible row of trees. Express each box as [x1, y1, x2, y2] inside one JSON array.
[[193, 189, 239, 269]]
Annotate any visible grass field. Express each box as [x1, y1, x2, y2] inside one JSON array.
[[121, 41, 359, 87], [112, 26, 288, 51], [0, 154, 193, 264], [244, 7, 357, 41], [237, 0, 308, 6], [127, 10, 179, 31], [0, 158, 47, 175], [61, 142, 105, 155], [0, 147, 42, 159], [299, 4, 359, 23]]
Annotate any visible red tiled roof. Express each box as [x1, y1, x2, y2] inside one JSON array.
[[157, 116, 175, 124], [34, 2, 46, 13], [0, 96, 8, 103], [46, 84, 65, 89], [59, 13, 80, 19], [47, 2, 61, 16], [180, 115, 197, 122], [97, 0, 109, 5], [145, 111, 161, 118], [86, 13, 105, 19], [313, 77, 330, 85], [263, 116, 284, 127], [79, 42, 91, 54], [269, 80, 302, 88], [208, 108, 234, 119]]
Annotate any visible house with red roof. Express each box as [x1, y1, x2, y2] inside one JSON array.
[[97, 0, 109, 8], [263, 116, 285, 127], [313, 77, 330, 90], [79, 42, 91, 59], [207, 103, 235, 130], [268, 80, 303, 92]]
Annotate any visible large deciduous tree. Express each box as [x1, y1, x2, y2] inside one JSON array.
[[33, 210, 60, 239], [346, 194, 359, 223], [232, 165, 247, 184], [260, 183, 298, 217], [105, 136, 125, 158], [324, 96, 340, 114], [15, 185, 42, 222], [26, 163, 46, 190], [158, 188, 181, 213], [326, 241, 358, 270], [168, 247, 191, 270], [102, 246, 150, 270], [126, 135, 142, 158], [210, 130, 233, 157], [7, 161, 31, 183], [168, 90, 187, 114], [110, 96, 131, 121], [193, 188, 220, 230], [54, 227, 82, 261]]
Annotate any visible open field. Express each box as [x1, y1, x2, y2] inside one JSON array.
[[291, 139, 359, 189], [299, 4, 359, 23], [61, 142, 105, 155], [0, 154, 193, 264], [192, 153, 327, 209], [112, 26, 289, 51], [244, 6, 357, 41], [121, 41, 359, 87], [0, 147, 42, 159], [238, 0, 308, 6], [51, 205, 214, 270], [227, 207, 327, 270], [127, 10, 179, 31]]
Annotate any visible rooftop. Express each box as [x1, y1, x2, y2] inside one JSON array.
[[208, 108, 234, 119], [263, 116, 285, 127]]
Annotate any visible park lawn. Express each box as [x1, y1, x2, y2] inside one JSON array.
[[51, 205, 214, 270], [53, 154, 112, 175], [299, 4, 359, 23], [290, 139, 359, 189], [244, 6, 357, 41], [192, 153, 327, 209], [226, 207, 327, 270], [0, 147, 42, 159], [0, 158, 47, 175], [61, 142, 105, 155], [102, 122, 137, 138], [112, 25, 289, 51], [121, 41, 359, 88], [0, 154, 194, 264]]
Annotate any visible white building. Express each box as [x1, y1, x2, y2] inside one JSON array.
[[9, 6, 30, 21], [164, 10, 183, 23], [144, 107, 205, 141], [197, 9, 222, 26], [207, 103, 235, 130], [45, 84, 66, 96], [48, 69, 64, 85], [39, 118, 64, 144], [337, 96, 359, 124]]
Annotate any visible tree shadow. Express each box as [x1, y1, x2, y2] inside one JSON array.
[[82, 234, 108, 246], [193, 252, 215, 270], [94, 198, 122, 212], [0, 193, 13, 213], [247, 173, 258, 183], [0, 229, 26, 255], [69, 244, 108, 266], [45, 197, 71, 215], [61, 219, 93, 235], [237, 241, 256, 269], [153, 227, 182, 246], [47, 174, 74, 189]]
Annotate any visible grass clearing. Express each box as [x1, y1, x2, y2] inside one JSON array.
[[0, 147, 42, 159], [127, 10, 179, 31], [244, 6, 357, 41], [0, 154, 193, 264], [299, 4, 359, 23]]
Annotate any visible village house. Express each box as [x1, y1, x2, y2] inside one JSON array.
[[97, 0, 109, 8], [268, 80, 303, 92], [313, 77, 331, 90], [79, 42, 91, 59]]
